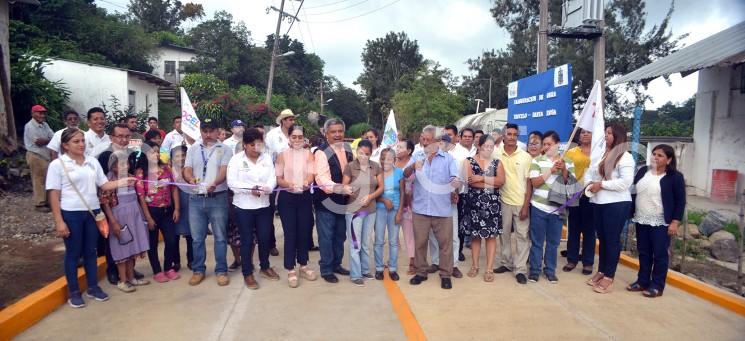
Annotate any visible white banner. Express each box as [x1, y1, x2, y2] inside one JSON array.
[[576, 80, 606, 168], [381, 110, 398, 148], [180, 87, 201, 140]]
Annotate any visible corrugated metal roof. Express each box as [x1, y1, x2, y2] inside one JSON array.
[[609, 21, 745, 85]]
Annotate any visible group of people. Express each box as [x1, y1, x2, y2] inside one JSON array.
[[25, 102, 686, 309]]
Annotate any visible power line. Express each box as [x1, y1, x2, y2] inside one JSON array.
[[304, 0, 402, 24], [301, 7, 316, 53], [305, 0, 369, 16], [97, 0, 128, 10], [287, 0, 307, 48], [284, 0, 305, 36], [304, 0, 350, 10]]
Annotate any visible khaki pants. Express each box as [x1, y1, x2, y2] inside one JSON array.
[[497, 203, 531, 275], [26, 151, 50, 207], [413, 213, 453, 278]]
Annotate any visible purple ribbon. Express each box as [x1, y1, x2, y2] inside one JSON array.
[[350, 210, 370, 250], [549, 189, 584, 214]]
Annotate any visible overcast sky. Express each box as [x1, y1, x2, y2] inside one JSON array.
[[99, 0, 745, 109]]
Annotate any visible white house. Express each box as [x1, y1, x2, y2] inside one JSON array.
[[610, 21, 745, 202], [42, 58, 171, 119], [149, 43, 197, 84]]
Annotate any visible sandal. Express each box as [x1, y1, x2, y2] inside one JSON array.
[[642, 288, 663, 298], [593, 277, 614, 294], [626, 282, 646, 292], [562, 263, 577, 272], [407, 263, 416, 276], [288, 270, 299, 288], [483, 270, 494, 282], [467, 266, 479, 278], [299, 266, 317, 281], [586, 272, 604, 286]]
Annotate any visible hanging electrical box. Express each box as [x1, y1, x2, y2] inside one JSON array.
[[561, 0, 604, 28]]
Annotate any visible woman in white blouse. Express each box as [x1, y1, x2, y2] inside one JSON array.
[[46, 128, 134, 308], [585, 124, 634, 294], [628, 144, 685, 297], [227, 128, 277, 290]]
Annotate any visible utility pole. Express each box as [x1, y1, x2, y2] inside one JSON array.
[[593, 20, 606, 101], [319, 79, 324, 115], [537, 0, 549, 72], [488, 76, 493, 109], [264, 0, 299, 112]]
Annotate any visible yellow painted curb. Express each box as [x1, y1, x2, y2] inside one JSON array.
[[382, 269, 426, 341], [618, 253, 745, 316], [0, 256, 107, 340]]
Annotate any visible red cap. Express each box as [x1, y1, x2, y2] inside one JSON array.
[[31, 105, 48, 112]]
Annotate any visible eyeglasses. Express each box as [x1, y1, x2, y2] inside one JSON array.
[[113, 134, 131, 139]]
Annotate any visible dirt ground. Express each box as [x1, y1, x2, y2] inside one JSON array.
[[0, 178, 64, 309]]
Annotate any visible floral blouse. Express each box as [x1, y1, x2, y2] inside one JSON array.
[[135, 165, 175, 208]]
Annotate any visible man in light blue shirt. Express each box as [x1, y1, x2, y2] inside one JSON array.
[[404, 126, 459, 289], [24, 104, 54, 211]]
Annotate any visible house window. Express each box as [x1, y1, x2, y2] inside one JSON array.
[[128, 90, 136, 109], [164, 61, 176, 75]]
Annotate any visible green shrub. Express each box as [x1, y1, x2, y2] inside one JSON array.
[[722, 221, 742, 242], [688, 210, 706, 226], [347, 122, 373, 139]]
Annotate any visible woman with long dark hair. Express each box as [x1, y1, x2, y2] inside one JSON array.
[[395, 139, 416, 275], [627, 144, 685, 297], [134, 141, 181, 283], [585, 124, 635, 293], [46, 128, 134, 307]]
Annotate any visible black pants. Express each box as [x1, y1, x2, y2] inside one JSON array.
[[269, 192, 277, 249], [567, 196, 595, 266], [278, 191, 313, 270], [457, 194, 466, 255], [174, 235, 194, 266], [236, 206, 273, 276], [593, 201, 631, 278], [636, 223, 670, 291], [147, 206, 177, 274]]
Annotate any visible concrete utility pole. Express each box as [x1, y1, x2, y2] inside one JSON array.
[[265, 0, 292, 111], [537, 0, 549, 72], [488, 76, 493, 109], [593, 20, 606, 100], [319, 79, 324, 115]]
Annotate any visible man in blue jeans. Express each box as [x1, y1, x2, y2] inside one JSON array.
[[313, 118, 353, 283], [183, 118, 232, 286]]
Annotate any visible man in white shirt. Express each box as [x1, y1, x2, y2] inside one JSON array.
[[84, 107, 111, 158], [456, 127, 477, 157], [182, 118, 233, 287], [265, 109, 296, 160], [48, 110, 82, 160], [24, 104, 54, 211], [223, 119, 244, 155]]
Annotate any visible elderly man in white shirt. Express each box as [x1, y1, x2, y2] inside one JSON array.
[[226, 127, 278, 289]]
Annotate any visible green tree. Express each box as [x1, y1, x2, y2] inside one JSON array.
[[10, 54, 70, 131], [186, 11, 252, 87], [325, 81, 367, 126], [392, 62, 466, 135], [356, 31, 424, 127], [461, 0, 684, 117], [127, 0, 204, 33]]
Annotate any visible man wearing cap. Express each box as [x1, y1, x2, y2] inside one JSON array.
[[265, 109, 296, 160], [223, 120, 244, 155], [404, 125, 460, 289], [24, 105, 55, 212], [182, 118, 232, 286]]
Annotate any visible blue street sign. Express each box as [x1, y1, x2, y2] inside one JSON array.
[[507, 64, 573, 144]]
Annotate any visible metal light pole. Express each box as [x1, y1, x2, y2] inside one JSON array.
[[321, 99, 332, 116], [475, 99, 483, 114]]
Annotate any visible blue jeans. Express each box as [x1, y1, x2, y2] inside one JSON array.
[[62, 210, 101, 294], [529, 206, 563, 277], [635, 223, 671, 291], [346, 212, 375, 280], [235, 206, 273, 276], [316, 207, 347, 276], [594, 201, 631, 278], [374, 208, 400, 271], [189, 192, 229, 274]]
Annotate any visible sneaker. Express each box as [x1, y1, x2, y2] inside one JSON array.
[[546, 273, 559, 284], [389, 271, 400, 281], [528, 274, 539, 283], [130, 278, 150, 286], [189, 273, 205, 286], [117, 281, 136, 293], [133, 269, 145, 280], [153, 272, 170, 283], [165, 269, 181, 280], [516, 273, 527, 284], [352, 278, 365, 287], [85, 287, 110, 302], [362, 273, 374, 279], [494, 266, 511, 274], [374, 271, 384, 280], [217, 273, 230, 286], [228, 261, 241, 272], [68, 292, 85, 308]]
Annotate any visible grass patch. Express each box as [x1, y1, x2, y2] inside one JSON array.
[[722, 221, 742, 242], [673, 239, 708, 260], [687, 210, 706, 226]]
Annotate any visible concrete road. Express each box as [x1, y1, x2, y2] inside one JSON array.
[[16, 219, 745, 340]]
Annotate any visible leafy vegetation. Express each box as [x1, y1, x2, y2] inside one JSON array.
[[688, 210, 707, 226]]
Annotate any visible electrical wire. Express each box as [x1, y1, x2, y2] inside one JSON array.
[[97, 0, 128, 10], [305, 0, 369, 16], [304, 0, 402, 24], [284, 0, 305, 36], [304, 0, 350, 10]]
